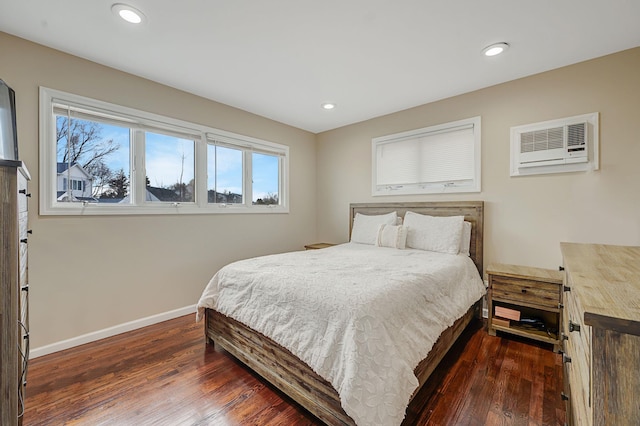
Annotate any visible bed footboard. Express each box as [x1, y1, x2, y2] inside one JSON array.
[[205, 308, 352, 425], [204, 300, 480, 426]]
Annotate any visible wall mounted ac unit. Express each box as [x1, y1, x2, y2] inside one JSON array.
[[510, 112, 599, 177]]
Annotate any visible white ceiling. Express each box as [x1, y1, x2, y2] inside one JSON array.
[[1, 1, 639, 133]]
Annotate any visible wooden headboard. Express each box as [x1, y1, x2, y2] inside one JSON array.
[[349, 201, 484, 276]]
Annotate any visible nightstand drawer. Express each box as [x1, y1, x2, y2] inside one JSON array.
[[491, 276, 560, 309]]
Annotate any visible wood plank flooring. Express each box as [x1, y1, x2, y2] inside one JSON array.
[[23, 315, 565, 425]]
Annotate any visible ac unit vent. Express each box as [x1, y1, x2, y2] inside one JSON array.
[[510, 112, 598, 176], [520, 127, 563, 153]]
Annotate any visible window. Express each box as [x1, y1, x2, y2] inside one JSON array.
[[145, 131, 195, 203], [252, 152, 280, 205], [372, 116, 481, 195], [55, 109, 131, 203], [40, 87, 289, 215], [207, 144, 243, 204]]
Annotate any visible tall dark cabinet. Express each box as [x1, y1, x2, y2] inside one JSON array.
[[1, 160, 30, 426]]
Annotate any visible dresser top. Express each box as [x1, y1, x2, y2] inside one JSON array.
[[0, 159, 22, 168], [0, 160, 30, 178], [487, 263, 563, 284], [561, 242, 640, 334]]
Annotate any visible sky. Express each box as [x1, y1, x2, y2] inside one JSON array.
[[57, 118, 279, 201]]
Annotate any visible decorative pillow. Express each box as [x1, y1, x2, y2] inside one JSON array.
[[350, 211, 398, 245], [404, 211, 464, 254], [375, 224, 407, 249], [459, 221, 472, 256]]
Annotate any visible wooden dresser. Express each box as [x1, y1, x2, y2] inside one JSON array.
[[561, 242, 640, 426], [0, 160, 30, 426]]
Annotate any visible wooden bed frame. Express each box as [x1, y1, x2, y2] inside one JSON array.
[[204, 201, 484, 425]]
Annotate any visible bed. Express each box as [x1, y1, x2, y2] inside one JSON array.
[[197, 201, 484, 426]]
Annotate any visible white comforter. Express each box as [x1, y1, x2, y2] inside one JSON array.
[[196, 243, 485, 426]]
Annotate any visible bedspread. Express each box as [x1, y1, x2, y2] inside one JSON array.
[[196, 243, 485, 426]]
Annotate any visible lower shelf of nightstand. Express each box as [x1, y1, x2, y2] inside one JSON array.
[[490, 323, 560, 351]]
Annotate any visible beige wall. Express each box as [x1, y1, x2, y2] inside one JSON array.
[[317, 48, 640, 272], [0, 32, 317, 348], [3, 29, 639, 350]]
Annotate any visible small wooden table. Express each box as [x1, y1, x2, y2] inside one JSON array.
[[487, 263, 564, 352]]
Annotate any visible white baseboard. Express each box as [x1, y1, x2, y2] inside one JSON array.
[[30, 304, 196, 359]]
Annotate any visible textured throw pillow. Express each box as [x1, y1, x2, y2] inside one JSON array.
[[459, 221, 472, 256], [350, 212, 398, 245], [404, 211, 464, 254], [375, 224, 407, 249]]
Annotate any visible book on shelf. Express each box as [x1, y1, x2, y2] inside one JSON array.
[[492, 317, 511, 328], [494, 306, 521, 321]]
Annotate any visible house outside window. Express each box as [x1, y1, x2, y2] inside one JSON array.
[[57, 162, 96, 202]]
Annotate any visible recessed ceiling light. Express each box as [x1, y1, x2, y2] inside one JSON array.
[[482, 42, 509, 57], [321, 102, 336, 110], [112, 3, 146, 24]]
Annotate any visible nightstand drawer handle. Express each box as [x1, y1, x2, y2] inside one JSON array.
[[563, 354, 572, 364], [561, 392, 569, 401], [569, 321, 581, 333], [521, 288, 527, 293]]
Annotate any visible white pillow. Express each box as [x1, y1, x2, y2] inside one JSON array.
[[459, 221, 472, 256], [351, 212, 398, 245], [376, 224, 407, 249], [404, 211, 464, 254]]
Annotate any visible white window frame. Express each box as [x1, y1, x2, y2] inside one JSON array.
[[372, 116, 481, 196], [39, 87, 289, 215]]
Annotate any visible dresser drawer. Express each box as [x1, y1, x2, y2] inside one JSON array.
[[563, 276, 592, 426], [566, 357, 591, 425], [565, 293, 590, 369], [19, 212, 28, 288], [491, 276, 560, 309], [19, 243, 27, 288], [564, 336, 591, 424], [17, 173, 28, 213]]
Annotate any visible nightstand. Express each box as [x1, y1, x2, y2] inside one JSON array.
[[304, 243, 335, 250], [487, 263, 564, 352]]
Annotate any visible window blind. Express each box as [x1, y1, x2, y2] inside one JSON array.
[[372, 117, 480, 195]]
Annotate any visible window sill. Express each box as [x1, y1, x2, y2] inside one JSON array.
[[39, 203, 289, 216]]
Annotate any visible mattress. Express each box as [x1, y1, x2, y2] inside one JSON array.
[[196, 243, 485, 426]]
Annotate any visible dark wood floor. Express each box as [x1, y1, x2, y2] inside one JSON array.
[[24, 315, 565, 425]]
